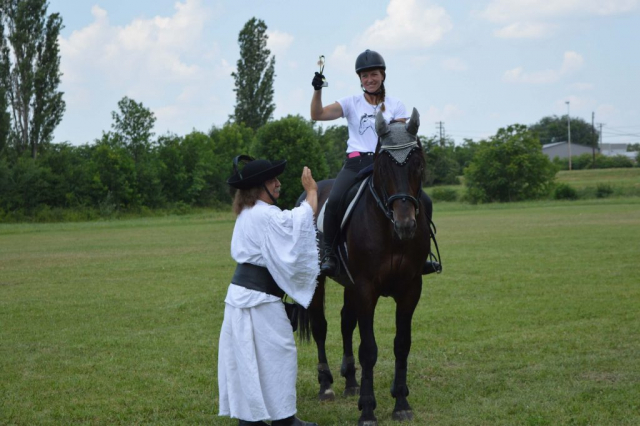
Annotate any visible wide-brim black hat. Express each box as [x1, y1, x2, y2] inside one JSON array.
[[227, 155, 287, 190]]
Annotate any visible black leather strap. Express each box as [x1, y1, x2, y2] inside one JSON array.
[[231, 263, 284, 298]]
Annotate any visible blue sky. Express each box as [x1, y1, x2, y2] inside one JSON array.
[[47, 0, 640, 146]]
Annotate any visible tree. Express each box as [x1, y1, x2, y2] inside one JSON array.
[[109, 97, 163, 207], [0, 85, 9, 156], [319, 124, 347, 179], [230, 17, 275, 131], [421, 135, 460, 186], [464, 124, 556, 203], [529, 115, 598, 148], [252, 115, 328, 209], [111, 96, 156, 164], [0, 0, 65, 159]]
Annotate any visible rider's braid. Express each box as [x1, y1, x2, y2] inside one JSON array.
[[378, 69, 386, 112]]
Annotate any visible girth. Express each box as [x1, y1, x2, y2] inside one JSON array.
[[231, 263, 284, 298]]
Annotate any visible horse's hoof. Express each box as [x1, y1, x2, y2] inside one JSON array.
[[392, 410, 414, 421], [318, 388, 335, 401], [358, 420, 378, 426], [343, 386, 360, 397]]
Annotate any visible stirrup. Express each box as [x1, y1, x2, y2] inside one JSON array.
[[320, 250, 338, 275], [422, 260, 442, 275]]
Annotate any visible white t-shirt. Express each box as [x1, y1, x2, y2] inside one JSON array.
[[337, 94, 409, 153]]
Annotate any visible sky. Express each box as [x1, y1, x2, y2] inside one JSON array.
[[46, 0, 640, 146]]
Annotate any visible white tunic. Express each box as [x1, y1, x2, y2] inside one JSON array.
[[218, 200, 319, 422]]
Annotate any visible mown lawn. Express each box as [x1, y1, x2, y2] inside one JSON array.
[[1, 198, 639, 425]]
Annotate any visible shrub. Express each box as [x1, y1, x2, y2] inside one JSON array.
[[596, 183, 614, 198], [464, 124, 556, 203], [553, 183, 578, 200], [430, 187, 458, 202]]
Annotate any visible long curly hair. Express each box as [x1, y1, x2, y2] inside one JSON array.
[[232, 186, 263, 216]]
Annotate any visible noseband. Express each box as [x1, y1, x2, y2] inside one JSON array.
[[369, 147, 421, 223]]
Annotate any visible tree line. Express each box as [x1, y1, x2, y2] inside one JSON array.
[[1, 5, 637, 222]]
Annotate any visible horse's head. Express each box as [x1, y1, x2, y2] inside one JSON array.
[[373, 108, 424, 240]]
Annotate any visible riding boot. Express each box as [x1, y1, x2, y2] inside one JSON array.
[[320, 208, 339, 275], [271, 415, 319, 426], [238, 420, 269, 426], [422, 259, 442, 275]]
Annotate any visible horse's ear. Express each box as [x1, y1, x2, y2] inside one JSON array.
[[406, 108, 420, 136], [375, 110, 390, 136]]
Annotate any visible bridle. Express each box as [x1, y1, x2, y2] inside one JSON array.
[[368, 146, 422, 223]]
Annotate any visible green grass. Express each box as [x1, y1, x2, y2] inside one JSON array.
[[1, 198, 639, 425], [426, 168, 640, 202]]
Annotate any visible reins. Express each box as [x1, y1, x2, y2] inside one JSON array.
[[368, 149, 421, 224]]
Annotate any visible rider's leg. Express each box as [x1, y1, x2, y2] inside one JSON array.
[[321, 155, 370, 274], [420, 190, 442, 275]]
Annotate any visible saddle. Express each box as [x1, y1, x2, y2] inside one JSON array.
[[317, 165, 373, 234]]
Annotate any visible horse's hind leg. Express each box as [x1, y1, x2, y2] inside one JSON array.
[[391, 280, 422, 421], [309, 276, 335, 401], [357, 293, 380, 426], [340, 287, 359, 396]]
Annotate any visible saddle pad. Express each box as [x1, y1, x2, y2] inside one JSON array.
[[317, 177, 370, 234]]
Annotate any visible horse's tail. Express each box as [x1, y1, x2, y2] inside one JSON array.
[[296, 303, 312, 343], [295, 280, 326, 343]]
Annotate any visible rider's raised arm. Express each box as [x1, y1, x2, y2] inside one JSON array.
[[310, 90, 343, 121]]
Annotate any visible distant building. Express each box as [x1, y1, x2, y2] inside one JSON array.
[[542, 141, 595, 160], [600, 143, 637, 160]]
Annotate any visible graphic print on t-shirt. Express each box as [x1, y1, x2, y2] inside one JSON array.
[[359, 113, 376, 135]]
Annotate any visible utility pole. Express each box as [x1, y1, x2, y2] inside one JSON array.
[[436, 121, 445, 147], [566, 101, 572, 171], [591, 112, 596, 164], [597, 123, 605, 149]]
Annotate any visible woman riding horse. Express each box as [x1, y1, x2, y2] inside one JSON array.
[[310, 49, 440, 277], [304, 109, 432, 426]]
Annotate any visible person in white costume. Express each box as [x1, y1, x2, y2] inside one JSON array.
[[218, 155, 320, 426], [310, 49, 440, 276]]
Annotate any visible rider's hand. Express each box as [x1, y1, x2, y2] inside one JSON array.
[[312, 72, 325, 91]]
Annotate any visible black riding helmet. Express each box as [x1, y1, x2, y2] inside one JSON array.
[[355, 49, 386, 74]]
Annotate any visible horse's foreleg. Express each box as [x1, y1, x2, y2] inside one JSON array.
[[309, 277, 335, 401], [357, 296, 379, 426], [341, 287, 359, 396], [391, 280, 422, 421]]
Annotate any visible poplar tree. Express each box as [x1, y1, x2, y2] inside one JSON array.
[[0, 0, 65, 159], [230, 17, 275, 131]]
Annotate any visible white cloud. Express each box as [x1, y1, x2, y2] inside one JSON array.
[[493, 22, 552, 38], [424, 104, 463, 122], [482, 0, 639, 23], [481, 0, 639, 38], [57, 0, 232, 137], [504, 51, 584, 84], [267, 30, 294, 58], [329, 45, 354, 74], [570, 82, 594, 91], [441, 57, 467, 72], [357, 0, 453, 49]]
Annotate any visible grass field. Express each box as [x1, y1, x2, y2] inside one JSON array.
[[1, 196, 639, 425], [429, 167, 640, 201]]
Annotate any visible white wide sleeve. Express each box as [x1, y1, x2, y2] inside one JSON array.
[[262, 201, 319, 308]]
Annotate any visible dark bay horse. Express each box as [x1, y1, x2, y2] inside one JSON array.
[[301, 108, 431, 426]]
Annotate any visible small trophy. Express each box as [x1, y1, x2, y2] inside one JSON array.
[[317, 55, 328, 88]]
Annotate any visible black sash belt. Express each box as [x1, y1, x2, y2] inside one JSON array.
[[231, 263, 284, 298]]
